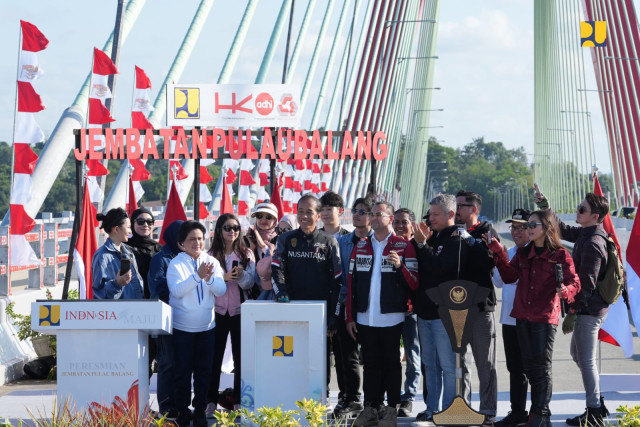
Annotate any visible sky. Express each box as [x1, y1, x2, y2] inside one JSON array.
[[0, 0, 612, 173]]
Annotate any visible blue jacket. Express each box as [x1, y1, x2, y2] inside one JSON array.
[[337, 229, 373, 309], [92, 237, 144, 300], [148, 220, 183, 303]]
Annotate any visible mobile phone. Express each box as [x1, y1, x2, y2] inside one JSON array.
[[533, 182, 541, 196], [232, 260, 239, 269], [119, 258, 131, 276], [487, 229, 492, 243]]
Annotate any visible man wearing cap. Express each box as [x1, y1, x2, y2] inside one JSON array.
[[493, 209, 531, 427]]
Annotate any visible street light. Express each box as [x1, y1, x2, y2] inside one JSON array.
[[397, 55, 439, 63], [414, 109, 444, 113], [560, 110, 591, 116], [406, 87, 441, 93], [604, 56, 640, 60], [418, 126, 444, 130], [577, 88, 612, 94], [385, 19, 437, 28]]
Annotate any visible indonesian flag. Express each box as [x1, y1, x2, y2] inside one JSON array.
[[259, 159, 270, 186], [88, 48, 117, 126], [132, 65, 153, 115], [200, 166, 213, 204], [169, 160, 189, 181], [594, 174, 635, 357], [126, 176, 137, 218], [74, 181, 98, 299], [10, 21, 47, 267], [220, 174, 234, 215], [130, 159, 150, 181], [321, 163, 331, 192], [199, 202, 210, 219], [270, 173, 285, 220], [159, 181, 187, 245], [237, 160, 255, 216], [20, 20, 49, 52], [626, 201, 640, 341], [283, 188, 294, 214]]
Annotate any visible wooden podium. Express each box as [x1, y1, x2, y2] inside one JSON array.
[[31, 300, 172, 413]]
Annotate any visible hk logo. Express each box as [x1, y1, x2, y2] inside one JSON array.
[[581, 21, 607, 47], [39, 305, 60, 326], [272, 336, 293, 357], [174, 88, 200, 119]]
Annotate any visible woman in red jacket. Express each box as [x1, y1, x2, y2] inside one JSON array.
[[485, 210, 580, 427]]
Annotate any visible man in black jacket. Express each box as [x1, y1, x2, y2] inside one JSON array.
[[412, 193, 469, 422], [271, 194, 343, 401], [455, 190, 498, 426], [535, 190, 610, 426]]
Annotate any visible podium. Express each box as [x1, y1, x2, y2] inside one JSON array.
[[241, 301, 326, 412], [31, 300, 172, 413]]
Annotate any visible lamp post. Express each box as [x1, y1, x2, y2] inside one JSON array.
[[406, 87, 441, 93], [397, 55, 439, 63]]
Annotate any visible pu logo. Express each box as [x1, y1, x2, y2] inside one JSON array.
[[174, 88, 200, 119], [581, 21, 607, 47], [272, 336, 293, 357], [39, 305, 60, 326]]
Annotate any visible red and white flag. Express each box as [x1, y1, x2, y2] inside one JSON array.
[[88, 47, 117, 126], [159, 181, 187, 245], [594, 174, 635, 357], [270, 172, 285, 221], [126, 176, 137, 218], [10, 21, 48, 267], [74, 181, 98, 299], [220, 172, 234, 215], [237, 159, 255, 216], [624, 201, 640, 348]]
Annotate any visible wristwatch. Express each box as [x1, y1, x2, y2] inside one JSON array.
[[417, 242, 426, 248]]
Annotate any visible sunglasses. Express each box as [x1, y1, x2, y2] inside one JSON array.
[[351, 208, 368, 216], [577, 204, 589, 214], [255, 213, 275, 221], [135, 218, 154, 226], [525, 222, 543, 229], [509, 225, 526, 231], [368, 212, 390, 218], [277, 226, 292, 234], [222, 225, 241, 232]]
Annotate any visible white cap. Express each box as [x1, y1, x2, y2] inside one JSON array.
[[251, 202, 278, 219]]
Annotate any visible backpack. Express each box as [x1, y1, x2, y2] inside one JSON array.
[[594, 233, 626, 305]]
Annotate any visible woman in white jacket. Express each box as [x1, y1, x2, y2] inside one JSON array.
[[167, 221, 226, 427]]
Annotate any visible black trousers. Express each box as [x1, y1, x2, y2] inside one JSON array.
[[208, 313, 241, 405], [357, 322, 404, 407], [516, 320, 556, 417], [173, 328, 215, 414], [503, 324, 529, 415], [335, 313, 362, 401]]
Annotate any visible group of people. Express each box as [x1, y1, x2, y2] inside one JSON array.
[[89, 185, 613, 427]]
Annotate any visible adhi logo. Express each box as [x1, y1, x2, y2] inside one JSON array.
[[255, 92, 274, 116]]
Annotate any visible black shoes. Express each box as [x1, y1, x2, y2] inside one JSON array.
[[495, 411, 529, 427], [398, 400, 412, 417], [566, 396, 609, 427], [353, 403, 379, 426], [192, 408, 208, 427], [333, 399, 364, 418]]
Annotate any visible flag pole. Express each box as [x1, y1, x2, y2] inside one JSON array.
[[194, 127, 201, 221], [62, 131, 86, 300]]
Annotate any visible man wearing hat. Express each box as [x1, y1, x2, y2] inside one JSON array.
[[493, 209, 532, 427]]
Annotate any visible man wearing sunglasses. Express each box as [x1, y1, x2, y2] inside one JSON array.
[[493, 209, 531, 427], [535, 190, 611, 426], [332, 196, 375, 419], [455, 190, 499, 426]]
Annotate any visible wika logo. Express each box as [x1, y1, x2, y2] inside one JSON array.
[[581, 21, 607, 47], [39, 305, 60, 326], [174, 88, 200, 119], [272, 336, 293, 357]]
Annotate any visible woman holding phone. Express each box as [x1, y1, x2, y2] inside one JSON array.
[[246, 202, 280, 300], [206, 214, 255, 416], [167, 221, 226, 427], [92, 208, 144, 300], [485, 210, 580, 427]]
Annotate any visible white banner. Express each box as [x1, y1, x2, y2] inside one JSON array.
[[166, 84, 302, 128]]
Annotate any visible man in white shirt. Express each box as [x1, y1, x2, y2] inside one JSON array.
[[493, 209, 531, 427], [346, 201, 419, 427]]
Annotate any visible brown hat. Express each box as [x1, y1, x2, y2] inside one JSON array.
[[505, 208, 531, 224]]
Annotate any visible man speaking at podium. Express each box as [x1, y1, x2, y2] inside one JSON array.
[[271, 194, 343, 394]]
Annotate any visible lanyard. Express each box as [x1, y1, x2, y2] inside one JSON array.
[[192, 258, 204, 304]]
